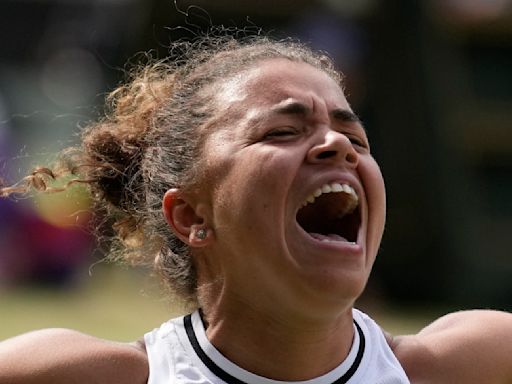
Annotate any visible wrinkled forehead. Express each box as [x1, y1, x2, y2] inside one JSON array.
[[213, 58, 348, 112]]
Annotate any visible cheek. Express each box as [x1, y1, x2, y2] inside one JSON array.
[[371, 164, 386, 218], [211, 150, 288, 218], [360, 158, 386, 238]]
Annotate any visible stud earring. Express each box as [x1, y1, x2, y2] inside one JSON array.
[[195, 228, 207, 240]]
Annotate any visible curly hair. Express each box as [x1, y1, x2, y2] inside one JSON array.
[[0, 34, 343, 306]]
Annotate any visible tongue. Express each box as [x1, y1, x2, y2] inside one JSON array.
[[309, 232, 349, 242]]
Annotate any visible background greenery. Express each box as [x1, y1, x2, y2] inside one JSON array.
[[1, 267, 178, 341], [1, 266, 438, 341]]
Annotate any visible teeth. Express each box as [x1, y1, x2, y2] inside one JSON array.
[[331, 183, 343, 193], [321, 184, 332, 193], [302, 182, 359, 211]]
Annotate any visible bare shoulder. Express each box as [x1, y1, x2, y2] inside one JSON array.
[[0, 328, 148, 384], [391, 310, 512, 384]]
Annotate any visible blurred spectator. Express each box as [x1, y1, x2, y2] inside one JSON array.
[[0, 197, 94, 288], [0, 95, 93, 288]]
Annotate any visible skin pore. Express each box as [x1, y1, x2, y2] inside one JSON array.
[[164, 58, 386, 380]]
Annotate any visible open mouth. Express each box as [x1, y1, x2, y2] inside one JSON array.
[[296, 182, 361, 243]]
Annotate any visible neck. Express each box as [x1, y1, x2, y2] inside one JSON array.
[[200, 300, 355, 381]]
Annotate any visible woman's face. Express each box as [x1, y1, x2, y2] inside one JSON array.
[[197, 58, 386, 315]]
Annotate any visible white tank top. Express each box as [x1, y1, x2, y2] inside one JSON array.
[[144, 308, 410, 384]]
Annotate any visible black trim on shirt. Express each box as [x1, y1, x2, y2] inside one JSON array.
[[184, 314, 366, 384], [333, 320, 365, 384]]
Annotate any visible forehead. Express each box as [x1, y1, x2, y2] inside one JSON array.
[[214, 58, 349, 113]]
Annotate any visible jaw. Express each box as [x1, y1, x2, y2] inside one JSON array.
[[280, 184, 372, 303], [284, 218, 371, 312]]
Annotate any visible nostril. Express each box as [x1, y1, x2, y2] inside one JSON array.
[[346, 152, 358, 164], [317, 150, 337, 159]]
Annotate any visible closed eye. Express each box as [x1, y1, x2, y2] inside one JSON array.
[[349, 137, 365, 147], [346, 135, 369, 151], [264, 127, 300, 140]]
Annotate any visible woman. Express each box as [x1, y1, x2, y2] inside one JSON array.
[[0, 35, 511, 384]]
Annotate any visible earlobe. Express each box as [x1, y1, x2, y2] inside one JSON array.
[[162, 189, 212, 247]]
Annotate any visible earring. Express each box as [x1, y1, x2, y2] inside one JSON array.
[[195, 228, 207, 240]]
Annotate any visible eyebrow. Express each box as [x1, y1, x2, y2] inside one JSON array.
[[271, 101, 310, 116], [331, 108, 361, 124], [271, 101, 362, 124]]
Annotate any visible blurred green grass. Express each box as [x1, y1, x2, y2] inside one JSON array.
[[0, 266, 184, 341], [1, 267, 434, 341]]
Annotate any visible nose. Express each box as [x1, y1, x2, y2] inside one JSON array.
[[306, 129, 358, 167]]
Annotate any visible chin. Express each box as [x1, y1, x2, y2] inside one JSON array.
[[301, 268, 370, 308]]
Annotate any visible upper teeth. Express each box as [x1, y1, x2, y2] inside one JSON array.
[[302, 182, 359, 212]]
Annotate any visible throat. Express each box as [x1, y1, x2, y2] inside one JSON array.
[[194, 309, 357, 382]]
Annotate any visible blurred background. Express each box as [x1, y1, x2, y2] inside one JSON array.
[[1, 0, 511, 340]]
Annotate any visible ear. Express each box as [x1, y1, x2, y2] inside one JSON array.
[[162, 188, 213, 247]]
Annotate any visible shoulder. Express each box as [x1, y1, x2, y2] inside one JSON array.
[[0, 328, 148, 384], [390, 310, 512, 384]]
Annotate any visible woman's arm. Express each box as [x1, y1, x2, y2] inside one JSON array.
[[393, 310, 512, 384], [0, 328, 148, 384]]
